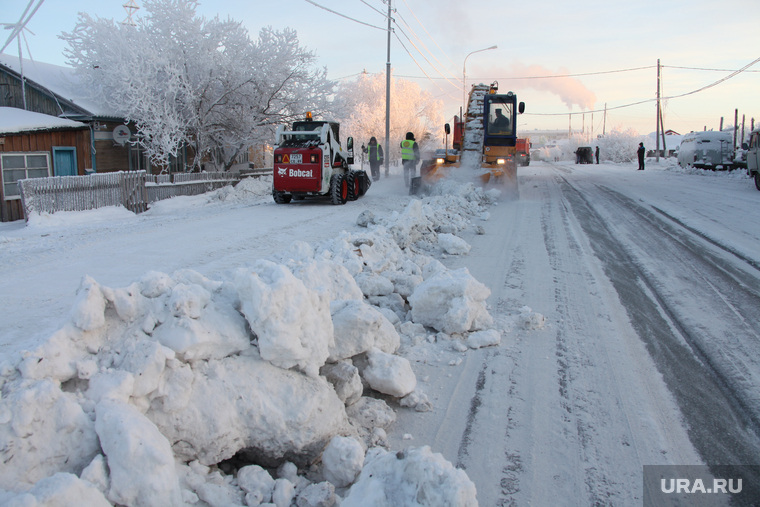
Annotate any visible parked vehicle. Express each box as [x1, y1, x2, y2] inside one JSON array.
[[575, 146, 594, 164], [677, 130, 735, 170], [516, 138, 531, 166], [747, 127, 760, 191]]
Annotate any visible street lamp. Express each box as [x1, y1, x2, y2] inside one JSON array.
[[463, 45, 497, 118]]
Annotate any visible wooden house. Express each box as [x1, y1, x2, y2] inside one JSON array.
[[0, 53, 190, 177], [0, 108, 90, 221]]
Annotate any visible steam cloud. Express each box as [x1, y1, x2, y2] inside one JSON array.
[[504, 63, 597, 111]]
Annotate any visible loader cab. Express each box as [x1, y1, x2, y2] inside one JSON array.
[[483, 93, 524, 147], [290, 121, 341, 144]]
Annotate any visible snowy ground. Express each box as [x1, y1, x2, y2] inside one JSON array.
[[2, 159, 760, 505]]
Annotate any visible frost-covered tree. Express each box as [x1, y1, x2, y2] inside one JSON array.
[[334, 72, 443, 161], [597, 128, 643, 163], [61, 0, 334, 170]]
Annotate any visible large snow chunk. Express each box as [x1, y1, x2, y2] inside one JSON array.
[[354, 229, 405, 273], [296, 481, 337, 507], [354, 272, 394, 297], [438, 233, 471, 255], [147, 354, 349, 467], [115, 338, 172, 397], [95, 400, 183, 507], [389, 200, 435, 249], [330, 300, 400, 361], [321, 362, 363, 406], [289, 259, 364, 302], [408, 267, 493, 334], [18, 326, 82, 382], [0, 473, 111, 506], [346, 397, 396, 431], [0, 379, 99, 491], [466, 329, 502, 349], [70, 275, 107, 331], [235, 261, 334, 377], [342, 446, 478, 506], [321, 436, 365, 488], [362, 348, 416, 398], [237, 464, 275, 503], [152, 297, 250, 363]]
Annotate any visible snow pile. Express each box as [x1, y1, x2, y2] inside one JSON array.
[[342, 446, 477, 506], [0, 183, 503, 506]]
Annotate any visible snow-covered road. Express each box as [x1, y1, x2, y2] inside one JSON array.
[[390, 161, 760, 504], [2, 159, 760, 504]]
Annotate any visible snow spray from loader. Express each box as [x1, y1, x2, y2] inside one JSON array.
[[410, 82, 524, 197]]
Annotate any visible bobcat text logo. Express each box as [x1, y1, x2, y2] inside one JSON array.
[[288, 168, 313, 178]]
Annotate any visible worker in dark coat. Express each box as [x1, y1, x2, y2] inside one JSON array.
[[363, 137, 384, 182], [595, 146, 600, 164], [400, 132, 420, 187], [637, 142, 645, 170]]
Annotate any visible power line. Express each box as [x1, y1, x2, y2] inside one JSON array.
[[399, 65, 657, 81], [359, 0, 387, 19], [303, 0, 385, 31], [392, 21, 461, 91], [663, 64, 760, 73], [399, 0, 457, 69], [394, 2, 458, 82], [526, 57, 760, 118], [390, 30, 458, 102]]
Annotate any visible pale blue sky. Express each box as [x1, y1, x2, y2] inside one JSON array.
[[3, 0, 759, 137]]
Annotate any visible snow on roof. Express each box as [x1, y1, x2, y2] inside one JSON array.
[[0, 107, 87, 134], [0, 53, 117, 117]]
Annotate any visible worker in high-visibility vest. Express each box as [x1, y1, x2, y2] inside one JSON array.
[[400, 132, 420, 187], [362, 136, 384, 182]]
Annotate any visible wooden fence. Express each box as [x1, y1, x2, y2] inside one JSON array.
[[18, 170, 244, 220]]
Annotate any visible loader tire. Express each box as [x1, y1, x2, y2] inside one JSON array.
[[347, 172, 360, 201], [330, 174, 348, 205], [273, 190, 291, 204]]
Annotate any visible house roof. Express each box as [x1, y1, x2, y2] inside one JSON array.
[[0, 107, 87, 135], [0, 53, 120, 119]]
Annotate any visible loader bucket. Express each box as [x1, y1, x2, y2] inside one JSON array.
[[409, 176, 423, 195]]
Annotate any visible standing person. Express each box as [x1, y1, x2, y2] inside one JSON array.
[[400, 132, 420, 187], [637, 142, 645, 170], [595, 146, 600, 164], [363, 137, 384, 181]]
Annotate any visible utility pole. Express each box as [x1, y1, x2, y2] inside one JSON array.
[[603, 103, 607, 136], [581, 113, 585, 139], [734, 109, 738, 148], [384, 0, 392, 177], [656, 59, 661, 162]]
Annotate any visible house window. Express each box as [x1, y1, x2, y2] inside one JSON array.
[[1, 152, 51, 200]]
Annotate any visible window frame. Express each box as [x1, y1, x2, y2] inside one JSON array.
[[1, 151, 52, 201]]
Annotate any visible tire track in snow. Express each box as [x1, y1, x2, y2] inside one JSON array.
[[651, 205, 760, 273], [456, 359, 489, 468], [540, 174, 622, 504], [558, 175, 760, 494]]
